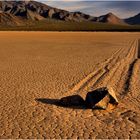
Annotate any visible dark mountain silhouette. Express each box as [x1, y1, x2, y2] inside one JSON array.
[[125, 13, 140, 25]]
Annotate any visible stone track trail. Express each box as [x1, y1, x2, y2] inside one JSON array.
[[66, 40, 138, 99], [0, 32, 140, 139], [60, 38, 140, 139], [65, 47, 125, 95]]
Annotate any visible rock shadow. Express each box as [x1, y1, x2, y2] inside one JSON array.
[[36, 87, 118, 110], [35, 95, 86, 109]]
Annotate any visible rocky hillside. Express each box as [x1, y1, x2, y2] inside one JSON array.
[[0, 1, 95, 25], [0, 1, 139, 26], [0, 12, 24, 25]]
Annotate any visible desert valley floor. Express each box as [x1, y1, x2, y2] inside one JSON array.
[[0, 32, 140, 139]]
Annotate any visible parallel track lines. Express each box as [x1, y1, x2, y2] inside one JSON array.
[[64, 39, 139, 103], [63, 46, 124, 97]]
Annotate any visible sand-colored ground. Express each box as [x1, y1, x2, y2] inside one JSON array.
[[0, 32, 140, 139]]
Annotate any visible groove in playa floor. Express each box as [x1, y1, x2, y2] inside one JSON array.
[[123, 59, 137, 95], [66, 47, 123, 95], [138, 39, 140, 58]]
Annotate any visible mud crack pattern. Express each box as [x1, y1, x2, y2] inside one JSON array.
[[0, 32, 140, 139]]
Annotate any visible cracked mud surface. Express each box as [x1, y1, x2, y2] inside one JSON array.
[[0, 32, 140, 139]]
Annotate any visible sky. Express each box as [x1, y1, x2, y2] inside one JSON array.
[[38, 1, 140, 18]]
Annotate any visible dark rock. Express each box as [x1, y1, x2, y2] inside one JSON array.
[[85, 87, 118, 109]]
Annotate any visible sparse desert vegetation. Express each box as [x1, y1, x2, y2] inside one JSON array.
[[1, 20, 140, 31], [0, 32, 140, 139]]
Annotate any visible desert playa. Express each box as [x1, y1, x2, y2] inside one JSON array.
[[0, 32, 140, 139]]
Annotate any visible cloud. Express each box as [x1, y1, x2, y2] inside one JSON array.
[[104, 1, 140, 18], [44, 1, 89, 11], [104, 2, 140, 12]]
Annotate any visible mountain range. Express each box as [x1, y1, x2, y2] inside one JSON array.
[[0, 1, 140, 26]]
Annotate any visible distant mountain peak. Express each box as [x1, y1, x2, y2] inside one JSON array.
[[96, 12, 126, 25], [106, 12, 114, 16]]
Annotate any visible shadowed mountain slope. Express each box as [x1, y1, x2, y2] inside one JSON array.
[[125, 13, 140, 25]]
